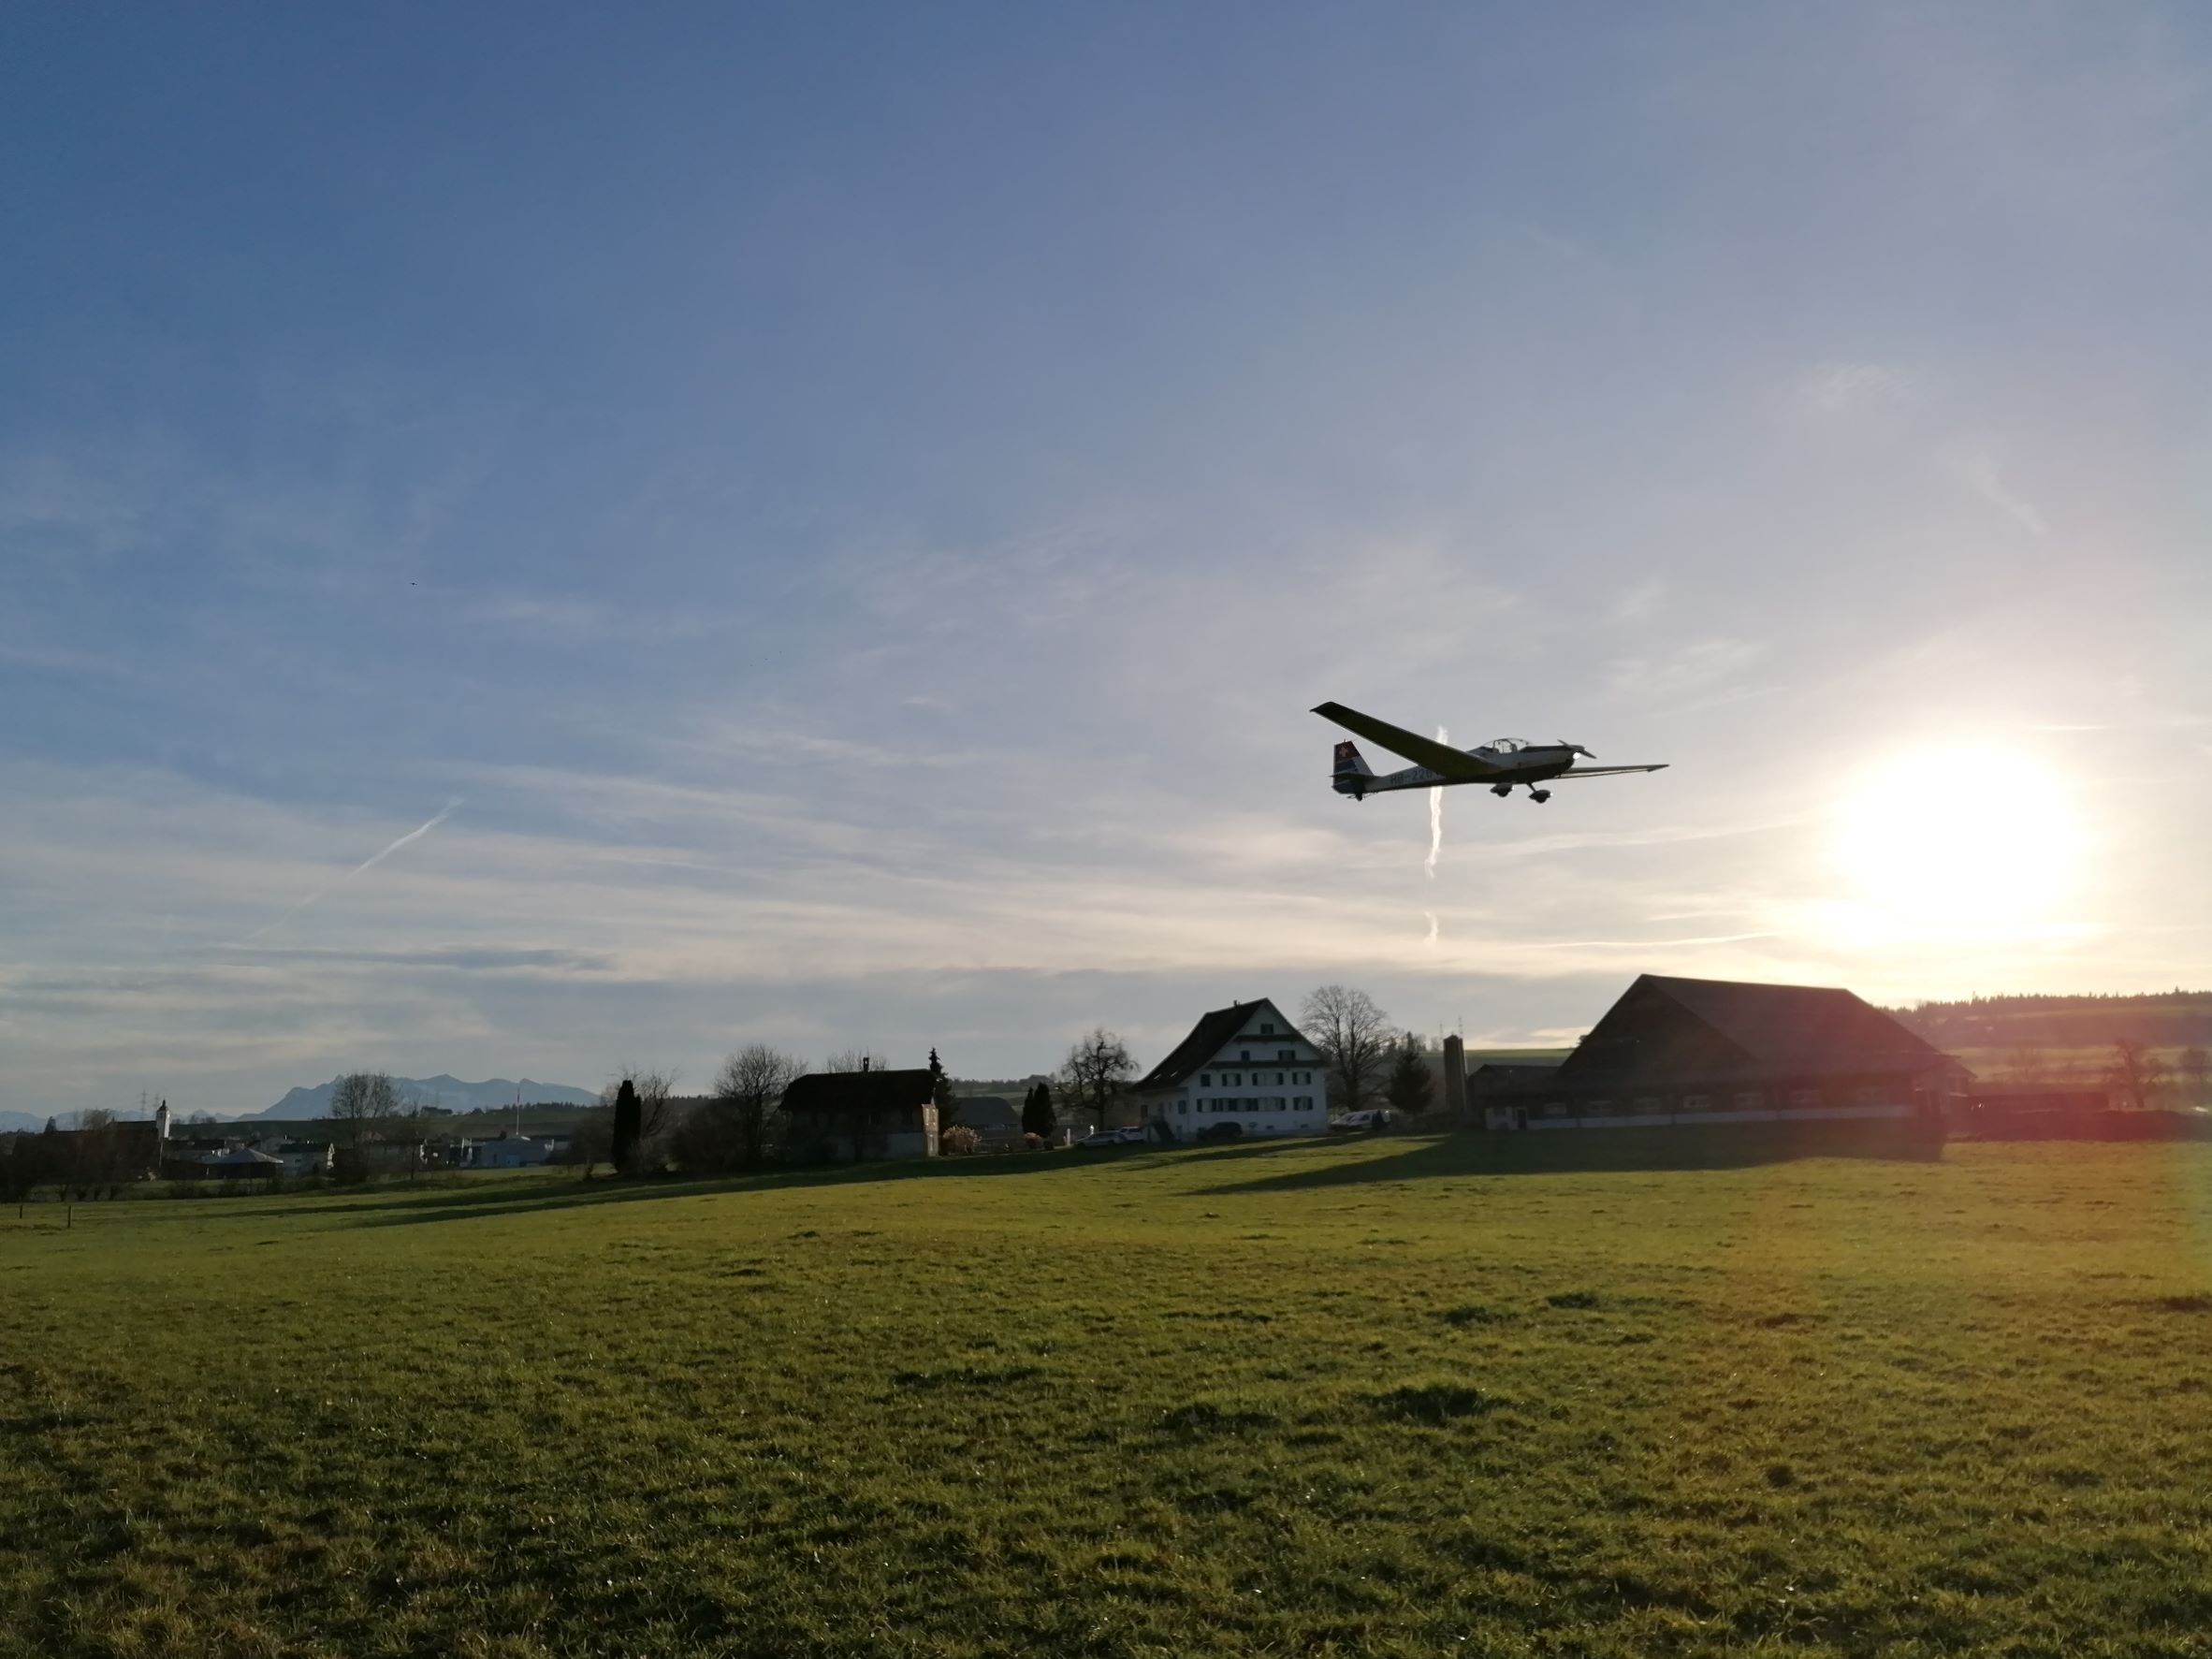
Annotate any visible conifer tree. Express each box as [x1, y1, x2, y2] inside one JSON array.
[[1022, 1081, 1057, 1139], [611, 1078, 642, 1172]]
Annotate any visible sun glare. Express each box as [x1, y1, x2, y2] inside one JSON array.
[[1833, 747, 2081, 931]]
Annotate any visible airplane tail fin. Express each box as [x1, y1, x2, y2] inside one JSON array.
[[1332, 739, 1375, 795]]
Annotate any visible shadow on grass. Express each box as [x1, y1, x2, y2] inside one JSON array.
[[305, 1143, 1167, 1230], [1191, 1121, 1945, 1196], [194, 1124, 1943, 1232]]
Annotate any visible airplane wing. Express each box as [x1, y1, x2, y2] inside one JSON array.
[[1551, 764, 1669, 779], [1312, 702, 1499, 779]]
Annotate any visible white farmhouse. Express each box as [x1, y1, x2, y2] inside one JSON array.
[[1129, 997, 1330, 1139]]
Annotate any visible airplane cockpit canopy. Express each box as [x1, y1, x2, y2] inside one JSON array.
[[1484, 737, 1527, 754]]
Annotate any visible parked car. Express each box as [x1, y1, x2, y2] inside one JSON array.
[[1076, 1129, 1125, 1149], [1328, 1108, 1394, 1134], [1196, 1120, 1244, 1143]]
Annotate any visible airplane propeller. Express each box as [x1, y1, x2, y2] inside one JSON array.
[[1560, 741, 1594, 760]]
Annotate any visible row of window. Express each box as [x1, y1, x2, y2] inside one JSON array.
[[1200, 1070, 1313, 1087], [1236, 1047, 1300, 1063], [1178, 1098, 1315, 1115]]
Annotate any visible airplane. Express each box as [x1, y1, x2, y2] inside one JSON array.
[[1314, 701, 1667, 804]]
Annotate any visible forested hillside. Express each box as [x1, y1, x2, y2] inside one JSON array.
[[1895, 991, 2212, 1052]]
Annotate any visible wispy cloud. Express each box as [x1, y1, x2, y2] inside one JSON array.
[[1793, 360, 1918, 419], [1609, 638, 1768, 702], [1944, 442, 2049, 537]]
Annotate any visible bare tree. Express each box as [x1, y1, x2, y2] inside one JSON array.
[[569, 1108, 614, 1178], [64, 1108, 128, 1198], [710, 1044, 805, 1170], [392, 1086, 434, 1183], [1302, 984, 1393, 1113], [2179, 1045, 2210, 1103], [1061, 1027, 1134, 1128], [2107, 1040, 2169, 1112], [328, 1071, 398, 1168], [822, 1048, 886, 1074]]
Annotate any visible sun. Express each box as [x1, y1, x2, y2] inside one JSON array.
[[1833, 747, 2081, 931]]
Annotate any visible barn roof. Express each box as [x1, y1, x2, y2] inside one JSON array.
[[1560, 973, 1953, 1079], [955, 1096, 1021, 1128], [781, 1069, 936, 1115], [1134, 998, 1304, 1091]]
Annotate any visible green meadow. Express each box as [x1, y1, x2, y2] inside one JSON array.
[[6, 1130, 2211, 1657]]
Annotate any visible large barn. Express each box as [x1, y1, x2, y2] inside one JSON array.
[[1471, 973, 1970, 1130]]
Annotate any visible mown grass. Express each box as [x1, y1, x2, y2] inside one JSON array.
[[5, 1128, 2211, 1657]]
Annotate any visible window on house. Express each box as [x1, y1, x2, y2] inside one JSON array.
[[1278, 1049, 1293, 1061], [1734, 1091, 1765, 1112], [1633, 1097, 1663, 1114], [1178, 1101, 1188, 1115], [1198, 1072, 1210, 1088], [1682, 1094, 1711, 1112], [1259, 1023, 1274, 1035], [1241, 1050, 1251, 1061], [1790, 1088, 1821, 1110]]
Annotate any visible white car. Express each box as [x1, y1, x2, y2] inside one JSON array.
[[1329, 1108, 1394, 1135], [1077, 1129, 1125, 1149]]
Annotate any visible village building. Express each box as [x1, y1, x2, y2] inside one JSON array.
[[953, 1096, 1024, 1149], [780, 1068, 939, 1161], [462, 1134, 557, 1169], [1469, 973, 1971, 1130], [1128, 997, 1330, 1139]]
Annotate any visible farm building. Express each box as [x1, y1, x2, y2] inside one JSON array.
[[463, 1134, 557, 1169], [1471, 973, 1971, 1130], [953, 1096, 1024, 1149], [780, 1068, 939, 1161], [1128, 997, 1330, 1139]]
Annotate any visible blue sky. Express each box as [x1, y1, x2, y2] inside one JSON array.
[[5, 4, 2208, 1115]]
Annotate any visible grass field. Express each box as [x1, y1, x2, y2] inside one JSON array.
[[6, 1129, 2212, 1657]]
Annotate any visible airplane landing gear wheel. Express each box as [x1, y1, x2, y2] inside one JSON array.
[[1530, 789, 1551, 803]]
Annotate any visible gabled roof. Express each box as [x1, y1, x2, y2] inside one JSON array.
[[781, 1069, 936, 1115], [1134, 998, 1310, 1092], [1562, 973, 1951, 1077], [954, 1096, 1020, 1128]]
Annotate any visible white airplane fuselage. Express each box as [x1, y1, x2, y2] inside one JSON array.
[[1333, 742, 1584, 799]]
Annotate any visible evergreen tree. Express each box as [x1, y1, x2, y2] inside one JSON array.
[[1022, 1081, 1057, 1139], [1385, 1033, 1433, 1115], [611, 1078, 642, 1172], [928, 1047, 959, 1130]]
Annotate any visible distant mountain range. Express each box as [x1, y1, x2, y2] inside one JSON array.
[[0, 1111, 45, 1133], [251, 1075, 602, 1119]]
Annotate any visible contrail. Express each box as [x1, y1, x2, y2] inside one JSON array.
[[1424, 725, 1448, 878], [342, 797, 461, 883], [1424, 911, 1439, 945], [246, 797, 462, 939]]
